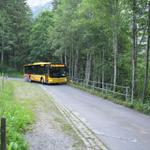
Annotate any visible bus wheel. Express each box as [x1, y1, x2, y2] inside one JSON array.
[[41, 78, 45, 84]]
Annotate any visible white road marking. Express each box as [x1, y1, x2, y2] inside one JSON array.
[[94, 130, 137, 143]]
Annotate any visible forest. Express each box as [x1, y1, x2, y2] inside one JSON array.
[[0, 0, 150, 106]]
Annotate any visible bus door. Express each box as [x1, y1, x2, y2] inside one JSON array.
[[45, 65, 49, 83]]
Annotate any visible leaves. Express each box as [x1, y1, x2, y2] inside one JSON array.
[[0, 0, 32, 69]]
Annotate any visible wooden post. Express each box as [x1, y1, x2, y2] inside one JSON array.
[[0, 74, 1, 91], [77, 78, 79, 84], [92, 81, 95, 90], [2, 73, 4, 90], [1, 117, 6, 150], [1, 73, 3, 91], [105, 83, 108, 94], [125, 87, 129, 101], [102, 83, 104, 94]]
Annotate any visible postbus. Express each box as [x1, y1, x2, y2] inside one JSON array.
[[24, 62, 68, 84]]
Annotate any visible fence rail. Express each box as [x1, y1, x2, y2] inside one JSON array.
[[71, 78, 130, 101]]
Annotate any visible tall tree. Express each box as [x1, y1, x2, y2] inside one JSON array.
[[131, 0, 137, 102], [142, 1, 150, 102], [29, 11, 53, 62], [111, 0, 119, 92], [0, 0, 32, 70]]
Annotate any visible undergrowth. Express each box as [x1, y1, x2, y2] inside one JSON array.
[[0, 81, 34, 150], [0, 65, 23, 78]]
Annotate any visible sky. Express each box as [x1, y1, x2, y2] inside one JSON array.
[[27, 0, 52, 8]]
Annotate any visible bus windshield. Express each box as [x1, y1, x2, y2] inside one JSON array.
[[50, 67, 67, 78]]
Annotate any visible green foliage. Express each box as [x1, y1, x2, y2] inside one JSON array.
[[47, 0, 149, 103], [28, 11, 54, 62], [0, 65, 23, 77], [0, 81, 34, 150], [0, 0, 32, 70], [1, 0, 149, 105]]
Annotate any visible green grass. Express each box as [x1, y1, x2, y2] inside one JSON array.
[[6, 72, 23, 78], [1, 70, 23, 78], [0, 80, 85, 150], [0, 81, 34, 150], [69, 82, 150, 115]]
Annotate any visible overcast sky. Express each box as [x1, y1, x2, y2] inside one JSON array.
[[27, 0, 52, 8]]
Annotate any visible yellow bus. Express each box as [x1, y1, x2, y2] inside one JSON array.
[[24, 62, 68, 84]]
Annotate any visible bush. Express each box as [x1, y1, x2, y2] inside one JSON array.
[[141, 102, 150, 115], [0, 65, 23, 78]]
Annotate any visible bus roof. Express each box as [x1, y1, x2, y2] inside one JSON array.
[[24, 62, 65, 67], [24, 62, 51, 66]]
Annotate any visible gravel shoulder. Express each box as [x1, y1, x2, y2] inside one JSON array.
[[26, 109, 74, 150], [13, 80, 85, 150]]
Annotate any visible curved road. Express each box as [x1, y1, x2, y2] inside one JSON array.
[[43, 84, 150, 150]]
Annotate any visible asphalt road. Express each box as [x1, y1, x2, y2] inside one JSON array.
[[43, 84, 150, 150]]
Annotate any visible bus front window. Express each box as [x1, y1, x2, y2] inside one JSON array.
[[49, 67, 67, 78]]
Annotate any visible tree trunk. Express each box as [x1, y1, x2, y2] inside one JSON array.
[[85, 53, 92, 85], [1, 49, 4, 65], [64, 49, 67, 65], [131, 0, 137, 102], [60, 54, 63, 63], [1, 28, 4, 65], [92, 53, 97, 81], [71, 34, 74, 79], [102, 49, 105, 91], [113, 31, 117, 92], [71, 49, 74, 79], [74, 48, 79, 78], [112, 0, 118, 92], [142, 1, 150, 103], [69, 50, 71, 77]]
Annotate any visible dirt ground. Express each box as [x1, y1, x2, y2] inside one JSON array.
[[26, 110, 74, 150], [13, 81, 85, 150]]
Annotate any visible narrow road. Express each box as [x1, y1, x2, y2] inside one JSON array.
[[43, 84, 150, 150]]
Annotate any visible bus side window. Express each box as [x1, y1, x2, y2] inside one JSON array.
[[31, 66, 34, 74], [29, 66, 32, 74], [45, 65, 49, 75]]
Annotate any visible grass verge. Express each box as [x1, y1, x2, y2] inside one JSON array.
[[0, 79, 85, 150], [6, 72, 23, 78], [0, 80, 34, 150]]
